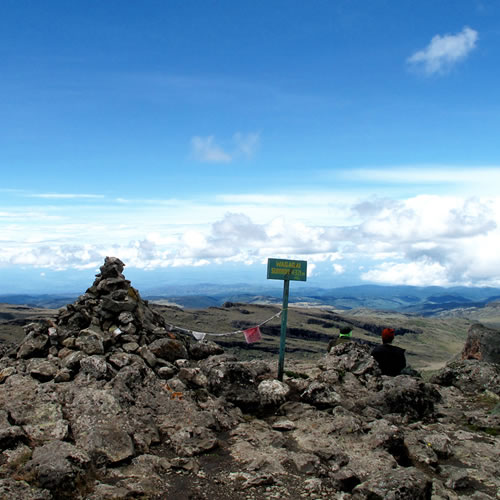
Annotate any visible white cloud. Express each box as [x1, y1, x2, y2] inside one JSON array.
[[27, 193, 105, 199], [3, 180, 500, 287], [233, 132, 260, 158], [407, 26, 478, 75], [333, 263, 345, 274], [217, 194, 290, 205], [345, 166, 500, 185], [190, 136, 232, 163], [361, 259, 450, 286], [190, 132, 260, 163]]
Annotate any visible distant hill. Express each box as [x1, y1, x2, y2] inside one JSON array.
[[1, 284, 500, 315], [0, 294, 77, 309]]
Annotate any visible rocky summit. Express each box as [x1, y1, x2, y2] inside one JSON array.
[[0, 258, 499, 499]]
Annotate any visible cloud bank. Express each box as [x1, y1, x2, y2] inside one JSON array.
[[2, 189, 500, 287]]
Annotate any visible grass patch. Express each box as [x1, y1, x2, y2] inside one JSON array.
[[284, 370, 309, 380]]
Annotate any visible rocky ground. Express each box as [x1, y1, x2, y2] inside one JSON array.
[[0, 257, 499, 500]]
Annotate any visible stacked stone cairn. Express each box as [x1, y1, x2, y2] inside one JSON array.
[[12, 256, 198, 383]]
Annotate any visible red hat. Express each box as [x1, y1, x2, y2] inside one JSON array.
[[381, 328, 395, 342]]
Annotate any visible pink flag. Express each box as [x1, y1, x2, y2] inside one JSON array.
[[243, 326, 262, 344]]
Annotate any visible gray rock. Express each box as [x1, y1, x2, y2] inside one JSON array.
[[118, 311, 134, 324], [178, 367, 208, 388], [290, 451, 320, 474], [0, 479, 51, 500], [25, 440, 90, 492], [188, 340, 224, 360], [119, 322, 137, 334], [462, 323, 500, 364], [60, 350, 85, 372], [0, 409, 27, 450], [101, 296, 137, 313], [122, 341, 139, 353], [168, 425, 218, 457], [17, 334, 49, 360], [424, 432, 452, 458], [148, 338, 188, 362], [431, 360, 500, 396], [138, 346, 157, 367], [157, 363, 177, 379], [0, 375, 68, 443], [97, 454, 171, 497], [364, 419, 409, 466], [271, 419, 296, 431], [96, 256, 125, 278], [205, 360, 260, 410], [352, 467, 432, 499], [75, 329, 104, 355], [362, 376, 441, 420], [0, 366, 16, 384], [258, 379, 290, 407], [301, 381, 342, 408], [1, 443, 32, 471], [79, 355, 108, 379], [108, 351, 135, 369], [28, 359, 58, 382], [65, 387, 135, 464], [53, 368, 72, 383]]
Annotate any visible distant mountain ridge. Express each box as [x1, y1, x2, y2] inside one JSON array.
[[2, 284, 500, 315]]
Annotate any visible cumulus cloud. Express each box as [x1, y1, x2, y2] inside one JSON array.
[[407, 26, 478, 75], [190, 132, 259, 163], [361, 258, 449, 286], [333, 263, 345, 274]]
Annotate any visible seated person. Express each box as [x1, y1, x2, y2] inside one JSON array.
[[328, 326, 353, 352], [371, 328, 406, 376]]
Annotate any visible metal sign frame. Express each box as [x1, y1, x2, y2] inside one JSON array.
[[267, 258, 307, 380]]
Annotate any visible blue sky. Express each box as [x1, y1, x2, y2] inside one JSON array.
[[2, 1, 500, 293]]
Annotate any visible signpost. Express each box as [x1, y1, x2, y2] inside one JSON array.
[[267, 258, 307, 380]]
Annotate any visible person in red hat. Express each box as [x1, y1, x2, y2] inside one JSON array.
[[371, 328, 406, 376]]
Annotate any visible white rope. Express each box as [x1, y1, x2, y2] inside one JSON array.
[[165, 310, 282, 338]]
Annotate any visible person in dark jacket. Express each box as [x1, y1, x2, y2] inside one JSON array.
[[328, 326, 353, 352], [371, 328, 406, 376]]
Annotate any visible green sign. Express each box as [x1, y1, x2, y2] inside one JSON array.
[[267, 258, 307, 282]]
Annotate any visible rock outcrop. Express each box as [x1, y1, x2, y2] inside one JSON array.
[[462, 322, 500, 364], [0, 258, 499, 499]]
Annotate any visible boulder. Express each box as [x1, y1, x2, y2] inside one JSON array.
[[148, 338, 188, 362], [28, 359, 58, 382], [0, 375, 68, 443], [24, 440, 90, 493], [188, 340, 224, 360], [64, 387, 135, 465], [430, 360, 500, 396], [462, 323, 500, 364], [352, 467, 432, 499], [204, 360, 260, 410], [361, 375, 441, 420], [17, 334, 48, 360]]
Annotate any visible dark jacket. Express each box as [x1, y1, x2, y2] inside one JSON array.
[[371, 343, 406, 376]]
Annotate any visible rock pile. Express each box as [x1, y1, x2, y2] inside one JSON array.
[[9, 256, 200, 384], [0, 257, 499, 499]]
